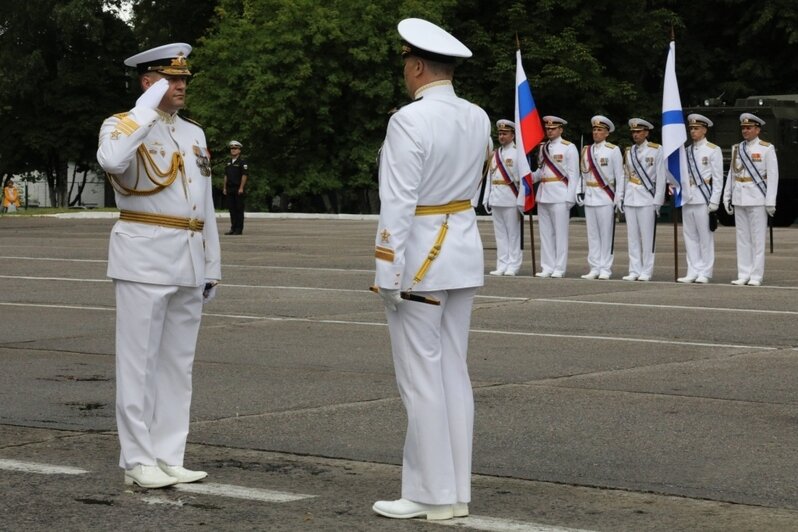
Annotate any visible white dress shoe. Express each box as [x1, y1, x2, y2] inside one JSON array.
[[694, 276, 709, 284], [489, 270, 506, 276], [581, 271, 599, 280], [157, 460, 208, 483], [504, 270, 517, 276], [747, 279, 761, 286], [622, 274, 638, 281], [124, 465, 178, 488], [535, 271, 552, 278], [677, 276, 696, 283], [731, 278, 749, 286], [453, 502, 469, 517], [372, 498, 454, 520], [597, 272, 611, 280], [637, 275, 650, 282], [551, 271, 564, 278]]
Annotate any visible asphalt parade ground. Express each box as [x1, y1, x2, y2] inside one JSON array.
[[1, 212, 797, 531]]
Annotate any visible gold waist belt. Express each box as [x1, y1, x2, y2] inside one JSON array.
[[415, 199, 472, 216], [491, 179, 508, 185], [119, 210, 205, 231], [628, 176, 642, 185], [735, 176, 758, 183], [541, 177, 560, 183], [586, 182, 602, 188]]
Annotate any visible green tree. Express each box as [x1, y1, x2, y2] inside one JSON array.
[[130, 0, 218, 48], [0, 0, 135, 206]]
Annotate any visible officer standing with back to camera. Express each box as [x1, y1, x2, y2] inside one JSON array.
[[97, 43, 220, 489], [679, 113, 723, 283], [482, 119, 522, 276], [621, 118, 666, 282], [224, 140, 248, 235], [533, 115, 579, 278], [578, 115, 624, 280], [723, 112, 779, 286], [372, 17, 491, 522]]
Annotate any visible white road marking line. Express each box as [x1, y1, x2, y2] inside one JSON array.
[[0, 301, 777, 351], [533, 298, 798, 316], [437, 515, 594, 532], [174, 482, 315, 502], [0, 459, 88, 475]]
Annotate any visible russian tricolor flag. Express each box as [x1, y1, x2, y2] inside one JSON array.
[[514, 50, 545, 213]]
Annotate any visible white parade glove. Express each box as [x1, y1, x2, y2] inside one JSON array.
[[377, 287, 402, 311], [708, 202, 719, 213], [566, 202, 575, 210], [724, 202, 734, 215], [135, 78, 170, 110], [654, 205, 661, 217], [516, 204, 526, 215], [766, 205, 776, 217], [203, 281, 218, 304], [615, 201, 624, 214], [575, 193, 585, 207]]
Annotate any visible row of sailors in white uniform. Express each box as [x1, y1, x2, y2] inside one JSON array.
[[480, 112, 778, 286]]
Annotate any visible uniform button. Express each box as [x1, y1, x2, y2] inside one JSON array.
[[171, 127, 175, 132], [193, 205, 197, 211], [188, 179, 192, 183]]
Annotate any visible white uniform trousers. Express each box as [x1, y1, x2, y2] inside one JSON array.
[[682, 204, 715, 279], [385, 287, 476, 505], [733, 205, 768, 282], [115, 280, 203, 470], [584, 205, 615, 276], [537, 202, 570, 275], [491, 206, 522, 274], [625, 205, 657, 278]]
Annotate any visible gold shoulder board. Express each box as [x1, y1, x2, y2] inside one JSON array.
[[707, 142, 718, 149], [561, 139, 572, 145], [179, 115, 203, 128], [760, 141, 771, 147], [605, 142, 617, 149], [113, 112, 131, 119], [647, 142, 661, 148]]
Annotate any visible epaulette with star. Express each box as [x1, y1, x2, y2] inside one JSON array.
[[760, 140, 772, 147], [606, 142, 617, 149], [647, 141, 661, 148]]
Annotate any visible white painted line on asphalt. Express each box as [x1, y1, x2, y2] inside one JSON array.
[[174, 482, 315, 502], [533, 298, 798, 316], [0, 256, 107, 263], [0, 459, 88, 475], [0, 302, 112, 311], [0, 274, 110, 283], [437, 515, 594, 532]]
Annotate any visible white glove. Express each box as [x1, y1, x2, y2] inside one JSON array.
[[654, 205, 661, 217], [615, 201, 624, 214], [135, 78, 169, 110], [766, 205, 776, 217], [566, 202, 575, 210], [724, 202, 734, 215], [517, 203, 526, 215], [203, 281, 218, 304], [575, 194, 585, 207], [708, 202, 719, 213], [377, 287, 402, 311]]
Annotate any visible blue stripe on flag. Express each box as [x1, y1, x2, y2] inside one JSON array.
[[667, 152, 683, 206], [517, 80, 534, 116], [662, 110, 684, 126]]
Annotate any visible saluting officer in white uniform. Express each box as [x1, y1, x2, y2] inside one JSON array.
[[679, 113, 723, 283], [97, 43, 221, 489], [621, 119, 666, 281], [723, 113, 779, 286], [578, 116, 624, 280], [372, 18, 491, 522], [533, 116, 578, 278], [483, 119, 522, 276]]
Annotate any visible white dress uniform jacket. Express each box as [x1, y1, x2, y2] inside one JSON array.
[[375, 83, 490, 291], [483, 145, 519, 208], [98, 106, 221, 285], [534, 137, 579, 204], [375, 81, 491, 506], [623, 141, 666, 208]]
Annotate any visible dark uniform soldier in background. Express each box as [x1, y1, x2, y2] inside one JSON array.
[[223, 140, 248, 235]]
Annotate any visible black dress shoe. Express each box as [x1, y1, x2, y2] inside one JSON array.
[[224, 230, 236, 235]]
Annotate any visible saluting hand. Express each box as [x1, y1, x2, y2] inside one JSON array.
[[135, 78, 170, 111]]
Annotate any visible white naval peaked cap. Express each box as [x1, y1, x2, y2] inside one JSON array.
[[542, 115, 567, 127], [740, 112, 765, 126], [687, 113, 713, 128], [124, 43, 193, 75], [229, 140, 243, 148], [591, 115, 615, 133], [496, 119, 516, 131], [398, 18, 472, 63], [628, 118, 654, 131]]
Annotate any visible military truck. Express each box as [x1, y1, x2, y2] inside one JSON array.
[[684, 94, 798, 227]]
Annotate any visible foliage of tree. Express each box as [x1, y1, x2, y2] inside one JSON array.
[[130, 0, 217, 49], [0, 0, 135, 206]]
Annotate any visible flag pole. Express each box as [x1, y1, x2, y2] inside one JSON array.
[[670, 24, 679, 282]]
